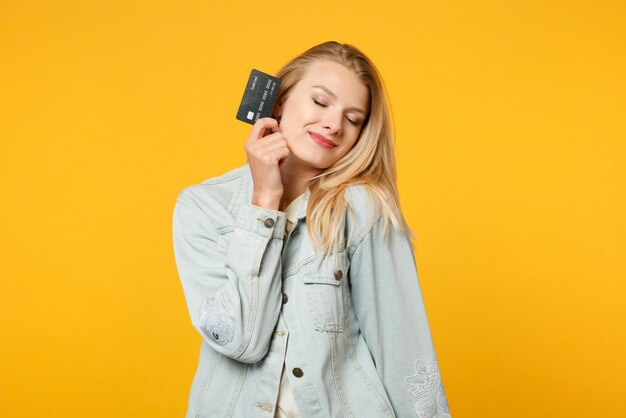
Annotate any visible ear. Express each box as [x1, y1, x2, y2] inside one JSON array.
[[274, 101, 282, 117], [273, 102, 282, 124]]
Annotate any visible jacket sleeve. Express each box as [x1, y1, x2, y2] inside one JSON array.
[[172, 187, 286, 363], [349, 215, 452, 418]]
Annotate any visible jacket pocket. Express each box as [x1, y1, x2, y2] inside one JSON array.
[[301, 249, 350, 332]]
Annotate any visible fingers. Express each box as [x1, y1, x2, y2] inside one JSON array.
[[245, 117, 288, 203], [250, 134, 287, 162], [263, 137, 289, 155], [272, 145, 290, 168], [245, 117, 287, 155], [250, 117, 279, 141], [269, 121, 281, 133], [244, 117, 289, 170]]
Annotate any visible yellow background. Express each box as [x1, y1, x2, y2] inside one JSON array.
[[1, 1, 624, 416]]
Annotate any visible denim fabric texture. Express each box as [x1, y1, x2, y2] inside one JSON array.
[[172, 163, 451, 418]]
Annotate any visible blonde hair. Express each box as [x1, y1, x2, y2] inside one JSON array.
[[271, 41, 416, 261]]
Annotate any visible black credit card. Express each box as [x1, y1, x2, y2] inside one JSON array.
[[235, 69, 281, 125]]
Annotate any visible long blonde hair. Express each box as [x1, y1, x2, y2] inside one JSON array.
[[271, 41, 416, 260]]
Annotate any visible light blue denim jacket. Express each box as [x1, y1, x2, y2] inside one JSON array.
[[172, 163, 451, 418]]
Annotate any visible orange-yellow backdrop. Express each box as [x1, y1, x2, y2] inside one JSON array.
[[1, 1, 624, 417]]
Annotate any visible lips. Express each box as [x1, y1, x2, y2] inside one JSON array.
[[309, 131, 337, 148]]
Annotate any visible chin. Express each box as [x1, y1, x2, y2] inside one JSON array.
[[305, 155, 335, 170], [289, 147, 332, 169]]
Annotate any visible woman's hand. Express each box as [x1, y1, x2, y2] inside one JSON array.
[[244, 117, 290, 210]]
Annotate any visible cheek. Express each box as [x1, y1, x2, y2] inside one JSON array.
[[293, 100, 318, 121], [282, 103, 304, 125], [346, 130, 361, 147], [336, 141, 357, 161]]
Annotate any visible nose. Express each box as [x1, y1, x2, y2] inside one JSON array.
[[321, 110, 342, 135]]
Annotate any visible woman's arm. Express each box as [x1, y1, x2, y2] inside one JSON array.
[[172, 187, 286, 363], [349, 215, 452, 418]]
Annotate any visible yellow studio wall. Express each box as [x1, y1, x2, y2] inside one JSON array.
[[1, 0, 624, 416]]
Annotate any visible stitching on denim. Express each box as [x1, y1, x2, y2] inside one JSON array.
[[303, 276, 344, 332], [348, 214, 384, 257], [232, 223, 279, 240], [282, 248, 343, 277], [217, 224, 277, 254], [341, 281, 350, 329], [342, 305, 395, 417], [404, 360, 448, 417], [303, 249, 348, 274], [255, 403, 273, 413], [303, 276, 344, 285], [217, 226, 234, 234], [177, 191, 220, 244], [303, 277, 324, 331], [235, 262, 260, 359], [308, 382, 332, 418], [281, 256, 313, 277], [216, 234, 228, 255], [225, 363, 248, 417], [345, 186, 385, 256], [328, 332, 355, 418], [228, 173, 244, 213], [180, 174, 243, 232], [194, 347, 219, 418], [253, 234, 269, 277]]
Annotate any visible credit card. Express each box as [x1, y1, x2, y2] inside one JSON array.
[[235, 69, 281, 125]]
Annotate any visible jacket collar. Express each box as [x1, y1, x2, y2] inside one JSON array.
[[242, 162, 310, 221]]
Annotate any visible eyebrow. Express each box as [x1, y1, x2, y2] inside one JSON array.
[[311, 85, 367, 115]]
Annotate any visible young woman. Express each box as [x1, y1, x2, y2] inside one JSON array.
[[172, 41, 451, 418]]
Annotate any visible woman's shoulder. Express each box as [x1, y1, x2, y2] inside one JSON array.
[[345, 183, 383, 217], [175, 163, 250, 218], [344, 184, 384, 245], [179, 163, 247, 196]]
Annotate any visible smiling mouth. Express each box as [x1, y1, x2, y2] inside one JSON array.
[[309, 132, 337, 148]]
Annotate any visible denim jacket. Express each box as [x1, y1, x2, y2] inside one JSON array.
[[172, 163, 451, 418]]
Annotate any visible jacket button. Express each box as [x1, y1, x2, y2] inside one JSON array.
[[292, 367, 303, 378], [263, 218, 275, 228], [282, 293, 288, 304], [334, 270, 343, 280]]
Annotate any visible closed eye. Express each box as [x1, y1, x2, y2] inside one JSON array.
[[312, 98, 327, 107], [313, 98, 360, 126]]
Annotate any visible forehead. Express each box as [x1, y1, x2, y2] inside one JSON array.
[[298, 60, 369, 107]]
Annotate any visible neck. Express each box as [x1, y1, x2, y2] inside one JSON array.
[[279, 155, 321, 211]]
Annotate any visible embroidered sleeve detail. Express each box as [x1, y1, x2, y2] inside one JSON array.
[[404, 360, 450, 417], [199, 299, 235, 346]]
